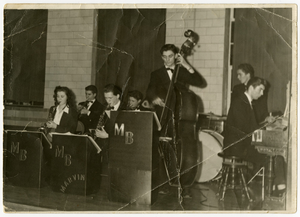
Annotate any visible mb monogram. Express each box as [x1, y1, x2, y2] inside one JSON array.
[[114, 123, 134, 144], [56, 123, 133, 193], [55, 145, 72, 166], [10, 142, 27, 161]]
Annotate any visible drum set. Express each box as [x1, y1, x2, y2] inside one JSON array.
[[195, 113, 227, 183]]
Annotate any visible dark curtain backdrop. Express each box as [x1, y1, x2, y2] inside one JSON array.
[[4, 10, 48, 105], [232, 8, 292, 113], [95, 9, 166, 104]]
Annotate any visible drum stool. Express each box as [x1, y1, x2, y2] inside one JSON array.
[[217, 153, 252, 202]]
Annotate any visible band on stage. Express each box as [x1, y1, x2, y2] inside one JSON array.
[[30, 30, 288, 200]]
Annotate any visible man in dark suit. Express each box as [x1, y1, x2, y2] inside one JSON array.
[[225, 77, 268, 157], [126, 90, 151, 111], [146, 44, 204, 197], [78, 85, 104, 133], [94, 84, 124, 178], [231, 63, 269, 123], [146, 44, 204, 117], [224, 77, 285, 196], [94, 84, 124, 147]]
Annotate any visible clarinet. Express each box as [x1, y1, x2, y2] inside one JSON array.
[[78, 101, 89, 118]]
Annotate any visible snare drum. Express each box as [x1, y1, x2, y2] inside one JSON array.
[[195, 129, 223, 183], [197, 113, 227, 134]]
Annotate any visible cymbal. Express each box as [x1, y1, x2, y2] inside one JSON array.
[[198, 112, 227, 120]]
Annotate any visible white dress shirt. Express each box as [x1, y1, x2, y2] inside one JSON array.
[[165, 65, 175, 80], [112, 100, 121, 111], [87, 99, 95, 110], [244, 92, 253, 109], [53, 105, 69, 125]]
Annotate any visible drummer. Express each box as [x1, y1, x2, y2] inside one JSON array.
[[126, 90, 151, 111]]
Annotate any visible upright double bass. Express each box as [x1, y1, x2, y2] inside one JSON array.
[[159, 30, 199, 190]]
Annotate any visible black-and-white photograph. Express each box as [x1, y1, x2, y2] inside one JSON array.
[[2, 3, 297, 213]]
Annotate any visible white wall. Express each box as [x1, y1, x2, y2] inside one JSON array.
[[165, 8, 226, 115]]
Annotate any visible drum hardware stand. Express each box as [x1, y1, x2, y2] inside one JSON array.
[[158, 136, 179, 187], [159, 136, 185, 205]]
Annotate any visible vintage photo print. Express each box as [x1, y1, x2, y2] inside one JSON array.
[[1, 2, 298, 214]]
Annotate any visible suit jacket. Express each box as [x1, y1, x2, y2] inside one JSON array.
[[223, 93, 259, 158], [146, 66, 204, 103], [49, 105, 78, 133], [231, 83, 269, 123], [78, 100, 104, 132], [95, 100, 125, 151], [146, 66, 204, 122]]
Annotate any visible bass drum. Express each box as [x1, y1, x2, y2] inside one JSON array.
[[195, 129, 223, 183]]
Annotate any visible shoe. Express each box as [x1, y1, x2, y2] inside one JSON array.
[[272, 189, 285, 197], [272, 184, 286, 197], [182, 189, 192, 199], [158, 189, 170, 195], [182, 194, 192, 199]]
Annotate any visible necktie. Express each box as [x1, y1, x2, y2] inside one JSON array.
[[166, 68, 174, 73]]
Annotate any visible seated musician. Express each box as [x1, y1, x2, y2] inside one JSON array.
[[126, 90, 143, 111], [94, 84, 124, 155], [224, 77, 286, 196], [78, 85, 104, 133], [45, 86, 78, 136], [231, 63, 268, 123], [126, 90, 151, 111]]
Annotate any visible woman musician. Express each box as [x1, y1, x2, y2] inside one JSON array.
[[41, 86, 78, 140]]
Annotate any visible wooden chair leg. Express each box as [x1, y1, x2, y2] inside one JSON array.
[[220, 167, 229, 201], [217, 167, 225, 195]]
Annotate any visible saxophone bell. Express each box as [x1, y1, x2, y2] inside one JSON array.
[[39, 122, 49, 134]]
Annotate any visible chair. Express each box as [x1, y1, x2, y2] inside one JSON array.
[[217, 152, 252, 202], [76, 121, 85, 134]]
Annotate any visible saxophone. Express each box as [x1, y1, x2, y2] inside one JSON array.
[[39, 107, 55, 135], [93, 104, 111, 139]]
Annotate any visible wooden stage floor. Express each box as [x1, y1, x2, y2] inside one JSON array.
[[3, 173, 282, 213]]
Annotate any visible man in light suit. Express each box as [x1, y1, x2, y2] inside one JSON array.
[[78, 85, 104, 133]]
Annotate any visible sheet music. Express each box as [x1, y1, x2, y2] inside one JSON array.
[[5, 130, 53, 149], [51, 132, 102, 153]]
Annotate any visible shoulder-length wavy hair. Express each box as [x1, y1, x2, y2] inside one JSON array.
[[53, 86, 77, 109]]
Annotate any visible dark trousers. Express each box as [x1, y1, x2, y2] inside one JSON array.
[[244, 146, 286, 185]]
